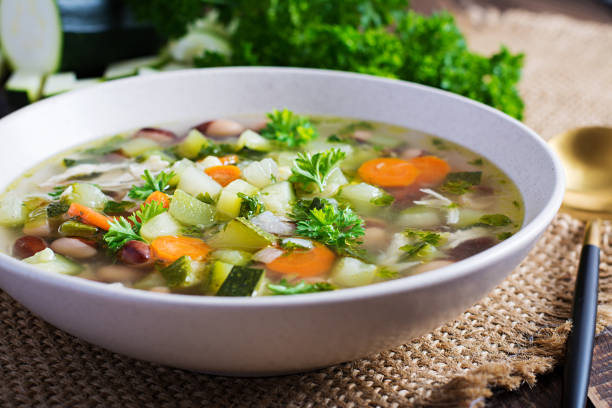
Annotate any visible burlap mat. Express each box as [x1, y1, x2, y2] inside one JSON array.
[[1, 7, 612, 408]]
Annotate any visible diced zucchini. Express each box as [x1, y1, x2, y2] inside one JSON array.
[[160, 256, 208, 289], [140, 212, 183, 242], [103, 55, 162, 79], [169, 158, 195, 186], [177, 129, 209, 159], [216, 179, 258, 219], [455, 208, 487, 228], [23, 196, 49, 213], [120, 138, 160, 157], [398, 206, 444, 229], [64, 183, 108, 210], [216, 266, 264, 297], [23, 206, 51, 237], [42, 71, 76, 96], [338, 182, 391, 213], [208, 217, 276, 251], [5, 71, 44, 104], [58, 220, 98, 238], [329, 257, 377, 288], [211, 249, 252, 266], [177, 166, 222, 198], [260, 181, 294, 216], [0, 192, 26, 227], [236, 130, 272, 152], [133, 271, 167, 290], [23, 248, 83, 275], [169, 189, 215, 227], [207, 260, 234, 294], [242, 158, 279, 188]]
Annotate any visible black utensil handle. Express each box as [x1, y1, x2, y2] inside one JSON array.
[[562, 243, 600, 408]]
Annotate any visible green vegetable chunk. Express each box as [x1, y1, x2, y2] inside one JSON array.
[[268, 279, 335, 295], [169, 189, 216, 227], [260, 109, 318, 147], [160, 255, 207, 289], [440, 171, 482, 195], [480, 214, 512, 227], [128, 169, 175, 200], [208, 260, 234, 294], [23, 248, 83, 275], [47, 201, 70, 218], [58, 220, 98, 238], [208, 217, 276, 251], [216, 266, 264, 297], [289, 148, 346, 192]]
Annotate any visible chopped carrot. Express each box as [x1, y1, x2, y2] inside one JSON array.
[[145, 191, 170, 208], [219, 154, 239, 165], [357, 158, 420, 187], [67, 203, 113, 230], [266, 244, 336, 277], [205, 165, 242, 187], [151, 236, 211, 263], [408, 156, 451, 186]]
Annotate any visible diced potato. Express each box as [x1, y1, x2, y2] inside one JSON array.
[[177, 129, 209, 159], [236, 130, 272, 152], [216, 179, 258, 219], [169, 158, 195, 186], [120, 138, 160, 157], [0, 192, 26, 227], [260, 181, 294, 216], [242, 158, 279, 188], [196, 156, 223, 170], [177, 166, 222, 198], [330, 257, 377, 287], [454, 208, 487, 228], [140, 212, 183, 241]]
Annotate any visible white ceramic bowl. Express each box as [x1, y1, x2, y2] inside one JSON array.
[[0, 68, 564, 375]]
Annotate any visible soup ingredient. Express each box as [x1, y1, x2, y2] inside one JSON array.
[[128, 169, 175, 200], [67, 203, 113, 230], [399, 229, 444, 261], [266, 243, 336, 277], [208, 217, 276, 251], [168, 189, 216, 227], [260, 109, 319, 147], [50, 237, 97, 259], [0, 192, 28, 226], [329, 257, 378, 287], [197, 119, 245, 138], [267, 279, 335, 295], [159, 256, 208, 288], [144, 191, 170, 208], [290, 148, 346, 192], [440, 172, 482, 195], [216, 266, 264, 297], [23, 248, 83, 275], [204, 165, 242, 187], [408, 156, 451, 186], [58, 221, 98, 238], [104, 218, 145, 251], [118, 240, 153, 266], [151, 236, 211, 262], [237, 193, 265, 219], [358, 158, 419, 187], [13, 236, 48, 259], [479, 214, 513, 227]]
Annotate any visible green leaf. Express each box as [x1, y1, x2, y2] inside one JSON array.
[[128, 201, 167, 233], [480, 214, 512, 227], [376, 266, 398, 279], [440, 171, 482, 195], [128, 169, 176, 200], [48, 186, 66, 199], [103, 201, 135, 214], [103, 218, 144, 252], [289, 148, 346, 192], [268, 279, 336, 295], [399, 229, 442, 261], [196, 192, 216, 205], [370, 192, 394, 206], [497, 232, 513, 240], [260, 109, 319, 147], [237, 193, 265, 219]]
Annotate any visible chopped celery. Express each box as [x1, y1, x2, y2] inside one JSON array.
[[208, 260, 234, 294], [338, 182, 391, 213], [329, 257, 377, 287], [58, 220, 98, 238], [169, 189, 216, 227], [23, 248, 83, 275], [216, 266, 264, 297], [216, 179, 258, 219], [177, 129, 209, 159], [140, 212, 183, 241], [260, 181, 294, 216], [211, 249, 252, 266], [208, 217, 276, 251], [160, 256, 208, 289], [120, 138, 160, 157], [0, 192, 26, 227], [236, 130, 272, 152], [398, 206, 444, 229], [64, 183, 108, 210], [176, 166, 222, 198]]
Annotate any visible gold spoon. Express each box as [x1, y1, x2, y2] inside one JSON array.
[[548, 126, 612, 408]]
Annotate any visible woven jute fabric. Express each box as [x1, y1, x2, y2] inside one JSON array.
[[1, 7, 612, 408]]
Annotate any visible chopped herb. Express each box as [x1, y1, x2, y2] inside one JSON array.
[[104, 218, 144, 252], [268, 279, 335, 295], [290, 198, 365, 254], [370, 193, 395, 206], [47, 202, 70, 218], [399, 229, 442, 261], [480, 214, 512, 227], [196, 192, 216, 205], [197, 142, 236, 159], [237, 193, 265, 219], [289, 148, 346, 192], [48, 186, 67, 199], [84, 135, 125, 156], [512, 200, 520, 209], [128, 201, 167, 233], [103, 201, 135, 214], [440, 171, 482, 195], [280, 238, 313, 251], [468, 158, 484, 166], [376, 267, 398, 279], [337, 121, 374, 135], [432, 138, 448, 150], [63, 158, 95, 167], [128, 169, 175, 200], [497, 232, 513, 240], [327, 134, 343, 142], [260, 109, 318, 147]]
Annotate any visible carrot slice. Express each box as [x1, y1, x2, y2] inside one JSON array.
[[266, 244, 336, 277], [67, 203, 113, 231], [357, 158, 420, 187], [151, 236, 211, 263], [408, 156, 451, 186], [145, 191, 170, 208], [219, 154, 239, 165], [204, 165, 242, 187]]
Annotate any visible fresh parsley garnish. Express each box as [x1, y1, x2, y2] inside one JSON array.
[[128, 169, 175, 200], [290, 198, 365, 254], [432, 138, 448, 150], [440, 171, 482, 195], [512, 200, 520, 209], [63, 158, 95, 167], [48, 186, 67, 199], [260, 109, 318, 147], [399, 229, 442, 261], [103, 201, 166, 251], [479, 214, 512, 227], [128, 201, 167, 233], [289, 148, 346, 192], [268, 279, 335, 295], [237, 193, 265, 219]]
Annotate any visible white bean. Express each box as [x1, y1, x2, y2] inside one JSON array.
[[204, 119, 245, 138], [363, 227, 389, 250], [51, 238, 97, 259], [23, 222, 52, 237], [97, 265, 146, 283]]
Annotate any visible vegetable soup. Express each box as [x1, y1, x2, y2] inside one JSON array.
[[0, 110, 523, 296]]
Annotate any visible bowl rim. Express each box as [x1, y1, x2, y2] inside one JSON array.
[[0, 66, 566, 308]]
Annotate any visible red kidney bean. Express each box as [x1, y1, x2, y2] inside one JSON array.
[[118, 240, 152, 266], [134, 127, 178, 143], [13, 236, 48, 259], [195, 119, 245, 138]]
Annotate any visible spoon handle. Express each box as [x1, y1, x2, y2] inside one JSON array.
[[562, 220, 601, 408]]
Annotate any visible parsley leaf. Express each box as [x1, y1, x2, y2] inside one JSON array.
[[104, 218, 144, 252], [479, 214, 512, 227], [289, 148, 346, 192], [399, 229, 442, 261], [290, 198, 365, 254], [260, 109, 319, 147], [237, 193, 265, 218], [48, 186, 67, 199], [196, 192, 216, 205], [128, 169, 175, 200], [268, 279, 336, 295], [128, 201, 167, 234], [440, 171, 482, 195]]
